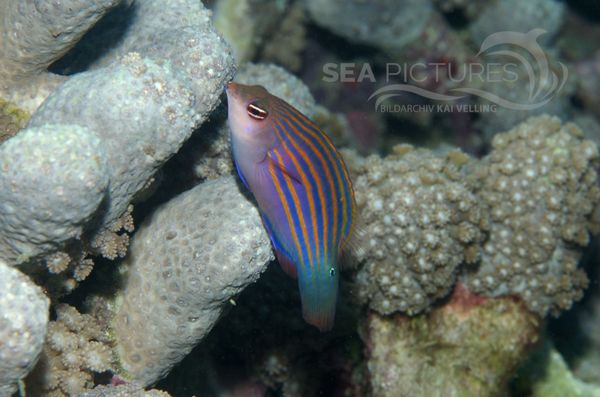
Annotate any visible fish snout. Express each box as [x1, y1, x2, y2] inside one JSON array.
[[226, 81, 239, 95]]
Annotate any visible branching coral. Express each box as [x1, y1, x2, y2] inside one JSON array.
[[0, 1, 235, 393], [28, 53, 200, 230], [0, 0, 234, 270], [33, 206, 135, 297], [27, 304, 115, 397], [1, 47, 231, 268], [463, 115, 600, 316], [90, 205, 135, 261]]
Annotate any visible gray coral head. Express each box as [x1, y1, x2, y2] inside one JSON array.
[[0, 260, 50, 396], [0, 124, 108, 264]]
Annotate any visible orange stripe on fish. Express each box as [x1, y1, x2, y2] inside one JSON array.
[[226, 82, 357, 331]]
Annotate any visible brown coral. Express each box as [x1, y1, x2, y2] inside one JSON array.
[[463, 115, 600, 316], [364, 284, 541, 397], [26, 304, 115, 397], [90, 205, 135, 260], [349, 145, 487, 315], [260, 2, 307, 72]]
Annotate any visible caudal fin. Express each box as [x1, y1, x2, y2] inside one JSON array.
[[303, 304, 336, 332], [299, 274, 338, 332]]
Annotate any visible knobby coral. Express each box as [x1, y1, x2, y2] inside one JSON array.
[[351, 146, 486, 315], [464, 116, 600, 316], [349, 115, 599, 317]]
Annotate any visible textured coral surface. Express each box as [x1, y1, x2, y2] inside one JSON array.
[[113, 176, 273, 385], [0, 260, 49, 397], [0, 124, 108, 264], [464, 116, 600, 316], [365, 286, 540, 397], [352, 146, 485, 315]]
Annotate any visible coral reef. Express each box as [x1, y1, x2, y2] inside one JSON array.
[[0, 0, 120, 112], [574, 50, 600, 118], [152, 265, 365, 397], [0, 124, 108, 265], [305, 0, 475, 95], [364, 285, 541, 397], [464, 116, 600, 316], [77, 382, 172, 397], [260, 2, 307, 72], [0, 0, 234, 270], [112, 176, 273, 386], [474, 51, 575, 140], [234, 63, 317, 116], [213, 0, 289, 63], [27, 304, 115, 397], [0, 260, 49, 397], [350, 146, 486, 315], [515, 341, 600, 397], [305, 0, 433, 58], [28, 53, 198, 231], [349, 115, 599, 318], [55, 0, 233, 90], [0, 0, 599, 394], [469, 0, 565, 47], [0, 0, 237, 393]]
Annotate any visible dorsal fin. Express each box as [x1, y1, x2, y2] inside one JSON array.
[[337, 221, 367, 270]]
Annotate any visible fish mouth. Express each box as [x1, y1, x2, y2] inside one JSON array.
[[226, 81, 238, 94]]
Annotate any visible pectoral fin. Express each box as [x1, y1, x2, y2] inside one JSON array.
[[267, 150, 303, 187]]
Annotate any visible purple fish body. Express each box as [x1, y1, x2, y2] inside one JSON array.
[[226, 82, 356, 331]]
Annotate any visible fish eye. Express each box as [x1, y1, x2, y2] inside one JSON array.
[[247, 102, 268, 121], [329, 267, 336, 277]]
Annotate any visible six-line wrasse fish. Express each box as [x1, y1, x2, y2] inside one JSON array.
[[226, 82, 357, 331]]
